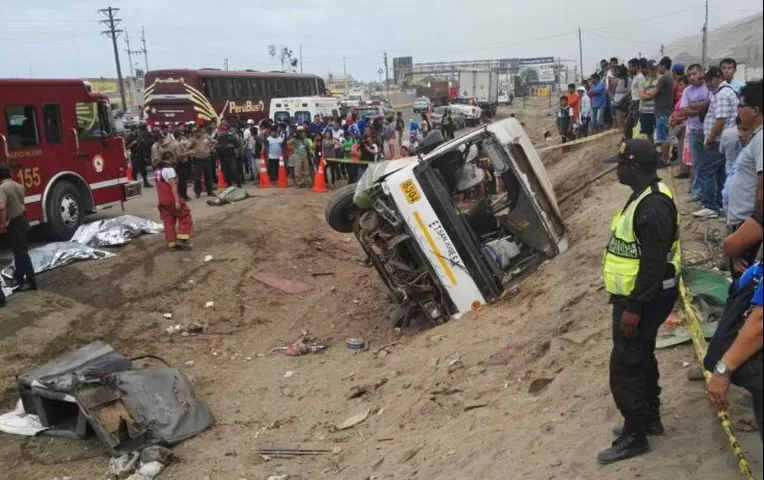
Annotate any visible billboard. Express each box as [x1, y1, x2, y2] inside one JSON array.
[[392, 56, 413, 84], [517, 57, 556, 85]]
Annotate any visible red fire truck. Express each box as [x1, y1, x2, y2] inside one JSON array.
[[144, 69, 327, 126], [0, 79, 142, 240]]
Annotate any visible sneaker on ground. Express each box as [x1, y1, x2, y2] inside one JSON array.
[[597, 432, 650, 465], [692, 208, 719, 219]]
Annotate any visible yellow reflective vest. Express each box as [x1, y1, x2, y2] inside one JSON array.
[[603, 182, 681, 296]]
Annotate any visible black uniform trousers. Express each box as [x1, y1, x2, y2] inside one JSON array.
[[610, 291, 677, 434], [7, 215, 36, 287], [175, 161, 190, 200], [130, 153, 150, 186], [192, 157, 214, 196], [221, 155, 242, 188]]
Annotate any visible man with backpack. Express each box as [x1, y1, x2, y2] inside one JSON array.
[[693, 66, 740, 219]]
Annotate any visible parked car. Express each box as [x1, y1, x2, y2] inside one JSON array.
[[431, 106, 466, 130], [355, 101, 393, 119], [324, 118, 568, 328], [413, 96, 432, 113], [498, 91, 514, 105], [448, 103, 481, 127], [121, 106, 144, 128]]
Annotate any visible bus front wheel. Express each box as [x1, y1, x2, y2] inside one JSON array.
[[46, 181, 83, 241]]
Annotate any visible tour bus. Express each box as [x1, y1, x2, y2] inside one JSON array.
[[269, 97, 341, 125], [144, 69, 327, 126], [0, 79, 141, 240]]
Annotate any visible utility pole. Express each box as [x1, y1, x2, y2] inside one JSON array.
[[578, 28, 584, 82], [343, 56, 348, 92], [299, 44, 303, 73], [660, 44, 665, 57], [124, 28, 135, 78], [140, 26, 149, 72], [383, 51, 390, 100], [224, 58, 229, 71], [98, 6, 127, 109], [701, 0, 709, 67]]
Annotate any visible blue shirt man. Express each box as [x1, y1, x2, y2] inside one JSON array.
[[589, 77, 607, 109]]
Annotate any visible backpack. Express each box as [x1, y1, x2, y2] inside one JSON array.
[[698, 85, 739, 123]]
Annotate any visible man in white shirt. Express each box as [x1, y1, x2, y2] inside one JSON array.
[[578, 86, 592, 137]]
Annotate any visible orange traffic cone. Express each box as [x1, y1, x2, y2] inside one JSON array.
[[312, 159, 328, 193], [257, 154, 271, 189], [126, 163, 134, 181], [216, 161, 227, 189], [276, 156, 289, 188]]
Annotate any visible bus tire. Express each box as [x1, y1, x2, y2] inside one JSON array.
[[325, 183, 357, 233], [46, 181, 84, 241]]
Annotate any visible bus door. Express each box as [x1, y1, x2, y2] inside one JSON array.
[[73, 100, 125, 206], [1, 102, 52, 223]]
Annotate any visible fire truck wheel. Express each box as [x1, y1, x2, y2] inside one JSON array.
[[46, 181, 83, 241], [324, 183, 357, 234]]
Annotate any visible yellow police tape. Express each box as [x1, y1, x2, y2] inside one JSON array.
[[536, 129, 620, 153], [668, 170, 756, 480]]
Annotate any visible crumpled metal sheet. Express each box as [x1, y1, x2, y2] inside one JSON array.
[[1, 242, 115, 291], [70, 215, 163, 248]]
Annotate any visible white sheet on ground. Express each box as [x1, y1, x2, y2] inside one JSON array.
[[0, 399, 48, 436]]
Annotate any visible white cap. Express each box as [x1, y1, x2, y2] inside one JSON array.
[[247, 119, 255, 125]]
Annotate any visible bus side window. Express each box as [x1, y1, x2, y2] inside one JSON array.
[[286, 79, 297, 97], [304, 79, 316, 96], [206, 78, 220, 100], [249, 79, 261, 98], [43, 104, 63, 144], [4, 104, 40, 149], [234, 79, 250, 99], [317, 79, 326, 96], [219, 78, 233, 99], [273, 79, 285, 97], [75, 102, 102, 140]]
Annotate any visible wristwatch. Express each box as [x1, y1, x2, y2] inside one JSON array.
[[714, 361, 732, 378]]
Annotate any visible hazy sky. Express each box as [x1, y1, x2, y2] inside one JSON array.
[[1, 0, 761, 81]]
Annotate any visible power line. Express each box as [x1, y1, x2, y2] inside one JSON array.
[[98, 6, 126, 109]]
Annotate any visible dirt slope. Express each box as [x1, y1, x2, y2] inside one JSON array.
[[0, 103, 761, 480]]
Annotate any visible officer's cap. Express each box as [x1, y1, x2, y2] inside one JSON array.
[[603, 139, 658, 170]]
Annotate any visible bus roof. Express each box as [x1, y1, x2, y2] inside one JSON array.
[[0, 79, 107, 98], [145, 69, 323, 79]]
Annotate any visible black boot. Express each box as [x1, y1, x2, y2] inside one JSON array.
[[612, 418, 665, 437], [598, 432, 650, 465]]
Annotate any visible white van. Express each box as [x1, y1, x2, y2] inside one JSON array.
[[269, 96, 341, 124]]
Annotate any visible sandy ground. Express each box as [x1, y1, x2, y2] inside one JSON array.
[[0, 98, 761, 480]]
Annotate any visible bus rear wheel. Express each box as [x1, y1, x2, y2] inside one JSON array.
[[46, 181, 83, 241]]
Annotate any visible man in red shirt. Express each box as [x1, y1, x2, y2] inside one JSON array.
[[566, 83, 581, 123]]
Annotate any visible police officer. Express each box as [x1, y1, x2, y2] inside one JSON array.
[[0, 164, 37, 308], [216, 125, 242, 188], [598, 139, 680, 464]]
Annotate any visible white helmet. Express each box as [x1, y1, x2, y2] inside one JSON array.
[[247, 119, 255, 125]]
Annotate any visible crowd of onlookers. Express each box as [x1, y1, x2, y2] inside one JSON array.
[[125, 108, 441, 194]]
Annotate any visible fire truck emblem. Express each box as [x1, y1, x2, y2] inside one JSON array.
[[93, 155, 105, 173]]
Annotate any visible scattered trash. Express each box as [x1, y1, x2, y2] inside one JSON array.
[[284, 332, 327, 357], [203, 255, 214, 263], [163, 313, 173, 319], [139, 445, 174, 465], [137, 461, 164, 479], [6, 341, 214, 455], [266, 475, 290, 480], [109, 452, 140, 478], [0, 399, 47, 436], [166, 323, 206, 336], [252, 272, 315, 294], [463, 401, 488, 412], [656, 321, 718, 349], [682, 361, 691, 367], [256, 446, 331, 459], [446, 355, 463, 373], [185, 361, 195, 367], [205, 301, 215, 308], [336, 408, 370, 430], [284, 371, 296, 378], [528, 377, 555, 395], [345, 338, 366, 351]]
